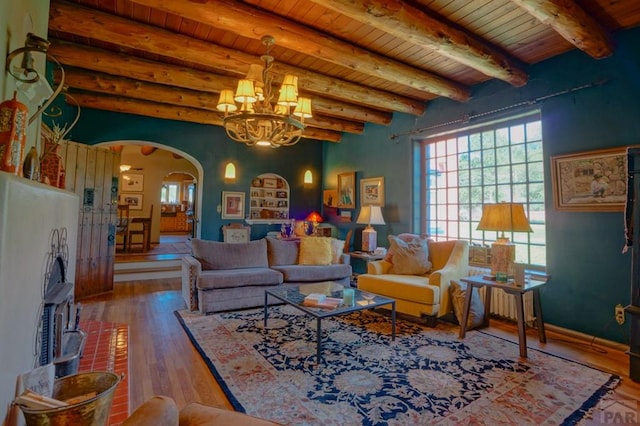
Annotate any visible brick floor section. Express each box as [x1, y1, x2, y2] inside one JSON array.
[[78, 320, 130, 426]]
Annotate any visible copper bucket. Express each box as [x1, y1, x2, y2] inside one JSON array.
[[19, 371, 121, 426]]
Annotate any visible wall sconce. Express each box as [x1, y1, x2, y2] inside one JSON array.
[[120, 164, 132, 173], [5, 33, 66, 125], [303, 169, 313, 185], [224, 162, 236, 183]]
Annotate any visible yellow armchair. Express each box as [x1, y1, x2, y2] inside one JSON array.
[[358, 239, 469, 325]]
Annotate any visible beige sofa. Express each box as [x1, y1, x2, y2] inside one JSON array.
[[357, 237, 469, 325]]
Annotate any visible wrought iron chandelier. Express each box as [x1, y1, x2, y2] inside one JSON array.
[[216, 36, 312, 148]]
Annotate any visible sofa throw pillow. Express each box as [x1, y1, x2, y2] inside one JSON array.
[[449, 280, 484, 330], [387, 235, 432, 275], [266, 237, 300, 266], [331, 239, 346, 264], [298, 237, 333, 265], [192, 238, 269, 270]]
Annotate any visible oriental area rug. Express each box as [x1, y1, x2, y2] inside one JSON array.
[[175, 306, 619, 426]]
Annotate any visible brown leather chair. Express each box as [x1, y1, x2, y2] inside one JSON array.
[[128, 204, 153, 252]]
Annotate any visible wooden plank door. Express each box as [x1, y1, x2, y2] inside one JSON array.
[[60, 141, 119, 299]]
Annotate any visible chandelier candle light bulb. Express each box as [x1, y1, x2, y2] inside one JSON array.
[[216, 36, 311, 148]]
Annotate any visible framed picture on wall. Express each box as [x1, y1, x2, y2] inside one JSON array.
[[222, 191, 245, 219], [551, 146, 632, 212], [323, 189, 337, 207], [337, 172, 355, 209], [121, 193, 143, 210], [360, 177, 385, 206], [121, 173, 143, 192]]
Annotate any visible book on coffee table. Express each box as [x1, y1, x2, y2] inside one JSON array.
[[303, 297, 343, 309], [304, 293, 327, 303]]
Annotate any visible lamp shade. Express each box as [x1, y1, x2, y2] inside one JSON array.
[[305, 211, 323, 223], [477, 203, 532, 235], [356, 205, 385, 226], [293, 97, 312, 119], [216, 89, 238, 112], [234, 79, 256, 103], [277, 84, 298, 106]]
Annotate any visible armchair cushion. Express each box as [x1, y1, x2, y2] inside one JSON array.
[[123, 396, 178, 426], [387, 235, 432, 275], [179, 402, 280, 426], [122, 395, 280, 426]]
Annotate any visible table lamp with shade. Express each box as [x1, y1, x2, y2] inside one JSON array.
[[305, 211, 323, 235], [356, 205, 385, 252], [476, 203, 532, 279]]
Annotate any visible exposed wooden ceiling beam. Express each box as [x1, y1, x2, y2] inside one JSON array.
[[508, 0, 614, 59], [48, 40, 393, 126], [66, 91, 343, 143], [57, 68, 365, 134], [128, 0, 470, 101], [49, 0, 427, 115], [310, 0, 529, 87]]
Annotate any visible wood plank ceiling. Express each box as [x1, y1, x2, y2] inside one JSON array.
[[46, 0, 640, 143]]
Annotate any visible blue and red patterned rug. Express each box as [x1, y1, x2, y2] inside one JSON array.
[[176, 306, 619, 425]]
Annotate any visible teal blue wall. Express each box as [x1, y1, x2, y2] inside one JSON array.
[[56, 27, 640, 343], [62, 111, 323, 241], [325, 27, 640, 343]]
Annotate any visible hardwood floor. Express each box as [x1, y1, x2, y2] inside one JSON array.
[[79, 278, 232, 412], [79, 278, 640, 421]]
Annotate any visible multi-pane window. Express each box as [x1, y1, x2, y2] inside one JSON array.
[[161, 183, 179, 204], [419, 112, 546, 266]]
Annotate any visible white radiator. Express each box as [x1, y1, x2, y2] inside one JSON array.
[[468, 266, 536, 326]]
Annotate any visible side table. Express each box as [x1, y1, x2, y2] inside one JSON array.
[[347, 251, 385, 279], [459, 274, 550, 358]]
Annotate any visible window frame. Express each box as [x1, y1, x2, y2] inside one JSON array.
[[417, 111, 546, 267]]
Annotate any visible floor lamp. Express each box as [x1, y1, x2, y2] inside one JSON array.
[[477, 203, 532, 280], [356, 205, 385, 252]]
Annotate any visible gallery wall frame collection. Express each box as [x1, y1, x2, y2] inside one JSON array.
[[330, 173, 386, 221], [551, 146, 632, 212]]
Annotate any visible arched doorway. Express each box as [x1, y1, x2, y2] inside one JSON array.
[[98, 140, 204, 254], [159, 171, 196, 253]]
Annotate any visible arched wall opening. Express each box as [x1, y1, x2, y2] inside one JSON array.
[[96, 140, 204, 244]]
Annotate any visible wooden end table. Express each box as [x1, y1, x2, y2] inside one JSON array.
[[459, 274, 550, 358]]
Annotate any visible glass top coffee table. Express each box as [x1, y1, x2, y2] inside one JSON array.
[[264, 282, 396, 364]]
